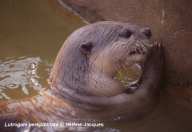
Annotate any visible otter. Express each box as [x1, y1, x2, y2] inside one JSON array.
[[0, 21, 164, 131]]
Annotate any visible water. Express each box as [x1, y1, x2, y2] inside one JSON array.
[[1, 0, 192, 132], [0, 57, 49, 99], [0, 0, 85, 100]]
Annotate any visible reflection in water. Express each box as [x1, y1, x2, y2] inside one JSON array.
[[0, 0, 85, 100], [0, 57, 50, 100]]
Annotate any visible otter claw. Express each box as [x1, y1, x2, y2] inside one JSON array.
[[151, 41, 163, 53], [154, 40, 162, 48]]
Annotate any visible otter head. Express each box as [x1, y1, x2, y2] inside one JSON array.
[[86, 22, 152, 96], [50, 21, 152, 96], [50, 21, 154, 119]]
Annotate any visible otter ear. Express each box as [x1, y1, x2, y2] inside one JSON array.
[[80, 42, 93, 55]]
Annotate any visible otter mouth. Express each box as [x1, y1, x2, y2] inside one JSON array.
[[128, 47, 146, 56], [113, 46, 150, 91], [128, 40, 152, 57]]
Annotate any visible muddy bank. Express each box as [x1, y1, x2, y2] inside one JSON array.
[[59, 0, 192, 105]]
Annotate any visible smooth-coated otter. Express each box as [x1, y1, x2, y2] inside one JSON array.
[[0, 21, 164, 131]]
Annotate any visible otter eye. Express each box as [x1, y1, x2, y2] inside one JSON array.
[[80, 42, 93, 55], [142, 28, 152, 38], [119, 30, 132, 38]]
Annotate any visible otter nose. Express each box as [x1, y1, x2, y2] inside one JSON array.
[[141, 28, 152, 38]]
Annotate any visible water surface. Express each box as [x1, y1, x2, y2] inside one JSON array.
[[0, 0, 85, 100]]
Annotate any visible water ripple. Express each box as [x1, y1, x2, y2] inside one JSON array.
[[0, 56, 51, 100]]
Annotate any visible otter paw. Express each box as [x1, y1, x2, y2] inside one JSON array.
[[142, 40, 164, 74], [146, 41, 164, 64], [153, 41, 164, 65]]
